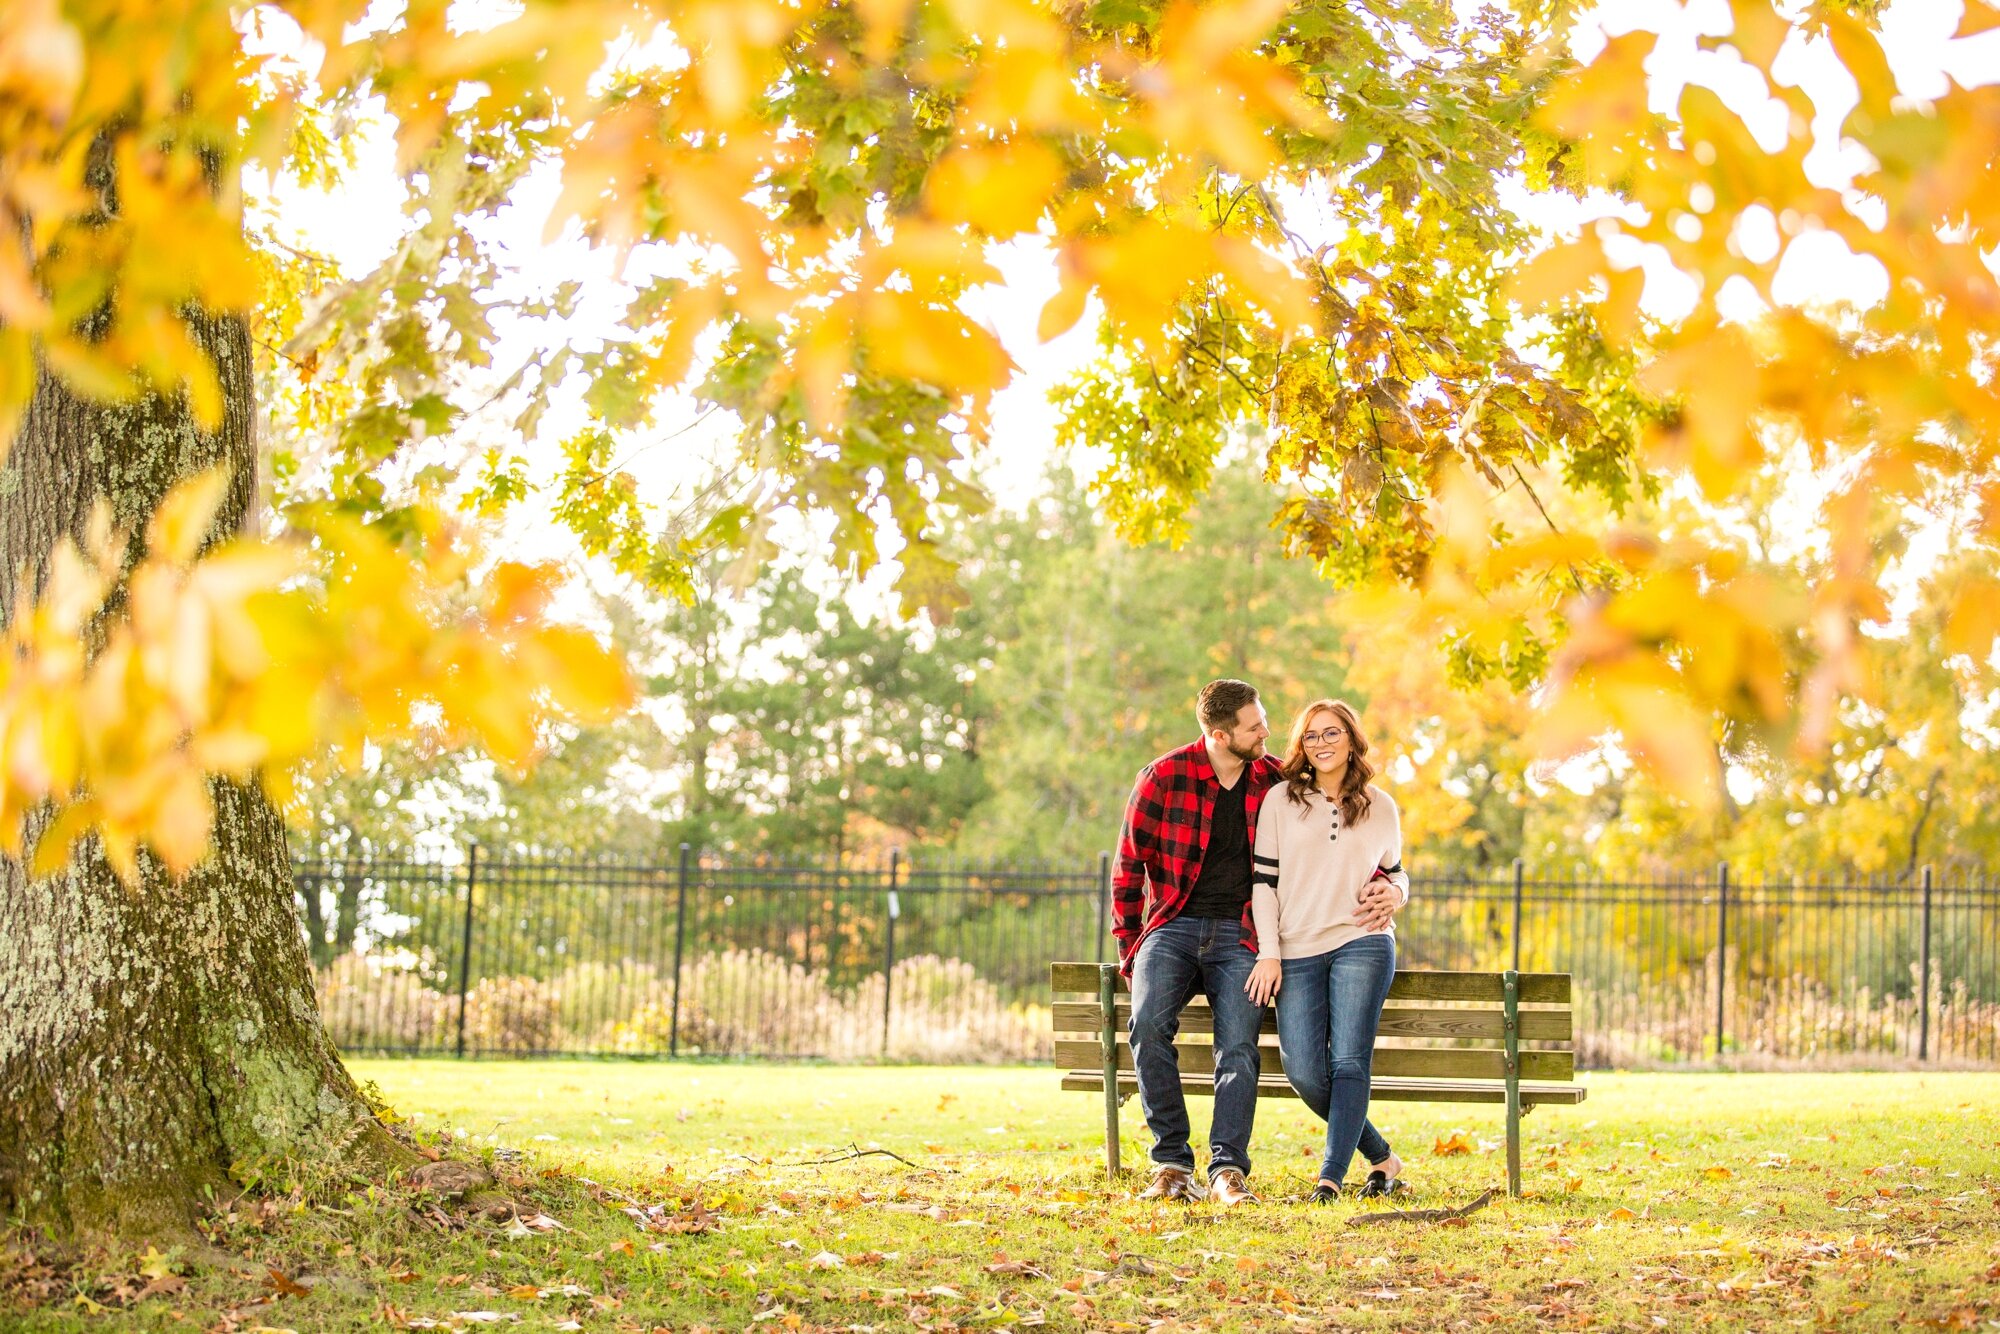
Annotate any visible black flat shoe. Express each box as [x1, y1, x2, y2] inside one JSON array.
[[1307, 1182, 1341, 1204], [1358, 1170, 1406, 1198]]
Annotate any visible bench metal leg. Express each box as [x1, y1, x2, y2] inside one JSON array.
[[1503, 968, 1522, 1199], [1100, 963, 1121, 1179]]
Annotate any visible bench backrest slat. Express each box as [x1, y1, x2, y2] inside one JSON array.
[[1049, 999, 1573, 1043], [1049, 961, 1571, 1004]]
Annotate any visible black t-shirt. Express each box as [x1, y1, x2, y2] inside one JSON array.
[[1184, 775, 1251, 919]]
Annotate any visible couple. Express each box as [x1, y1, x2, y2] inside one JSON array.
[[1113, 678, 1408, 1206]]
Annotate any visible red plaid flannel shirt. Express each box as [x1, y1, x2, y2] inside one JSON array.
[[1111, 738, 1285, 975]]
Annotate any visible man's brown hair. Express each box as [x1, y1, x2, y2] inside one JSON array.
[[1195, 679, 1260, 734]]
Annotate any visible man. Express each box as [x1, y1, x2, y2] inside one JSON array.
[[1111, 678, 1279, 1206]]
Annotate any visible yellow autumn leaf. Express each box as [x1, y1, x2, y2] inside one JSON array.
[[862, 293, 1012, 394], [0, 0, 83, 119], [1958, 0, 2000, 36], [1641, 326, 1766, 499], [522, 626, 635, 723], [1595, 662, 1721, 805], [1728, 0, 1794, 69], [147, 467, 233, 565], [489, 562, 558, 624], [29, 803, 95, 878], [1036, 276, 1090, 343], [1943, 578, 2000, 660], [1535, 31, 1656, 184], [148, 767, 215, 879], [1505, 240, 1606, 312], [925, 139, 1064, 238]]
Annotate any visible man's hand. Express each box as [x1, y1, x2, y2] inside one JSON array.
[[1355, 874, 1404, 933], [1245, 958, 1282, 1006]]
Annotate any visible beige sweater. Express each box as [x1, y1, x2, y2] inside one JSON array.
[[1250, 783, 1410, 961]]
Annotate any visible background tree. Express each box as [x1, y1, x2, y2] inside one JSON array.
[[956, 460, 1353, 859]]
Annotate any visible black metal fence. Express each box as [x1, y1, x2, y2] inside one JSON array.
[[298, 850, 2000, 1068]]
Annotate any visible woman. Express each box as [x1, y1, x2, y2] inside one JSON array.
[[1244, 699, 1410, 1202]]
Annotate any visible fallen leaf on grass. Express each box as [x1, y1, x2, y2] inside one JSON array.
[[266, 1269, 311, 1299], [1703, 1166, 1733, 1181], [808, 1251, 844, 1269], [985, 1260, 1051, 1280], [965, 1304, 1026, 1325], [626, 1201, 721, 1235], [847, 1251, 900, 1266], [1433, 1132, 1475, 1157], [1607, 1207, 1638, 1221]]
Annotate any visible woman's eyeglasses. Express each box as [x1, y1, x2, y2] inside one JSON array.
[[1301, 728, 1349, 746]]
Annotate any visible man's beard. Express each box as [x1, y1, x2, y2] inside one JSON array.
[[1226, 737, 1265, 763]]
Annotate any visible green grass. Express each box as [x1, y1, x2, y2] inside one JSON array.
[[8, 1063, 1999, 1331]]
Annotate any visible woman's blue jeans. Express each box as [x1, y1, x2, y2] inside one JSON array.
[[1275, 932, 1397, 1184]]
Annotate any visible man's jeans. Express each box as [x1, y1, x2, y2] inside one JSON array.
[[1128, 914, 1263, 1181], [1274, 932, 1398, 1184]]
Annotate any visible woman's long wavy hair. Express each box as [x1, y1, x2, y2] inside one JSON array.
[[1279, 698, 1375, 825]]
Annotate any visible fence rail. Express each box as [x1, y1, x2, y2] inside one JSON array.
[[299, 850, 2000, 1069]]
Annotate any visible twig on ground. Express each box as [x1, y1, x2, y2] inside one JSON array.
[[1348, 1187, 1497, 1228], [780, 1142, 954, 1173]]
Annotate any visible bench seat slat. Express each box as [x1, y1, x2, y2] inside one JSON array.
[[1051, 962, 1570, 1004], [1053, 1039, 1573, 1082], [1060, 1073, 1587, 1106], [1050, 1001, 1572, 1042]]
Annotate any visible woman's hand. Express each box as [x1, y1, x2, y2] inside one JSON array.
[[1245, 958, 1283, 1006], [1355, 873, 1404, 932]]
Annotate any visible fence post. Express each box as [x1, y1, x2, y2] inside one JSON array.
[[1096, 852, 1111, 964], [453, 842, 481, 1058], [882, 848, 902, 1059], [669, 843, 690, 1058], [1919, 864, 1934, 1061], [1714, 862, 1729, 1062], [1510, 858, 1524, 973]]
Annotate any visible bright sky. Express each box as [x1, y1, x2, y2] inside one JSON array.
[[256, 0, 1996, 619]]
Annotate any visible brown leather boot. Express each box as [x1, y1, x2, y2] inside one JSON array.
[[1209, 1167, 1258, 1207], [1135, 1165, 1202, 1201]]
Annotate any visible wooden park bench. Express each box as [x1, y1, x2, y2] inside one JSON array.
[[1051, 961, 1585, 1197]]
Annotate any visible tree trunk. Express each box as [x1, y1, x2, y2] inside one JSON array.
[[0, 227, 411, 1240]]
